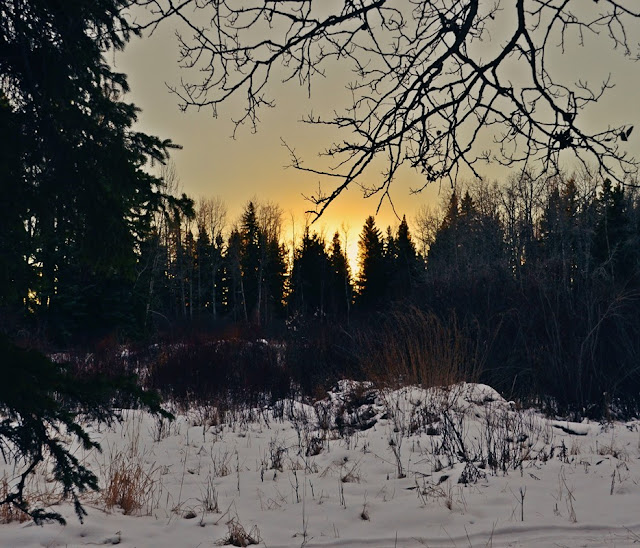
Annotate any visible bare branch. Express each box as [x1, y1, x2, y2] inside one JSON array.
[[138, 0, 639, 219]]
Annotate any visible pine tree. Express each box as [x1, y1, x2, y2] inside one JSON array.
[[539, 178, 579, 291], [356, 216, 386, 309], [240, 202, 261, 323], [384, 225, 398, 272], [1, 0, 191, 340], [593, 179, 634, 283], [0, 0, 178, 522], [195, 223, 212, 317], [213, 234, 226, 317], [196, 197, 227, 321], [392, 215, 420, 298], [328, 232, 352, 319], [224, 229, 246, 321], [261, 237, 287, 324], [0, 95, 30, 314], [289, 230, 330, 318], [428, 191, 460, 273]]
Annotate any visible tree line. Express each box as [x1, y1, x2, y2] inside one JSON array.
[[136, 169, 640, 416], [419, 173, 640, 416], [134, 190, 424, 331]]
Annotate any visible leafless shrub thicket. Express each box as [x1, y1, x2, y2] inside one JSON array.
[[358, 307, 485, 388]]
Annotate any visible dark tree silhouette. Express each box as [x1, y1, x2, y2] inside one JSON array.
[[289, 230, 330, 318], [0, 0, 179, 522], [328, 232, 353, 320], [391, 215, 420, 299], [240, 202, 262, 322], [0, 0, 193, 340], [356, 216, 386, 309]]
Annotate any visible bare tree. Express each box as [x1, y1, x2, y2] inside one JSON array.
[[198, 196, 227, 244], [414, 204, 442, 258], [258, 201, 284, 244], [139, 0, 638, 218]]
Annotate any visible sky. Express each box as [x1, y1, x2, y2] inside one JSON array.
[[114, 15, 441, 253], [114, 2, 640, 263]]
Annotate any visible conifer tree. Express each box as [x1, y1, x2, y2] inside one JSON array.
[[428, 191, 460, 273], [356, 216, 386, 309], [0, 95, 29, 313], [240, 202, 261, 323], [392, 215, 420, 298], [0, 0, 178, 522], [289, 230, 330, 318], [224, 229, 246, 321], [261, 236, 287, 324], [328, 232, 352, 319], [592, 179, 640, 289], [1, 0, 192, 340], [195, 223, 212, 317], [539, 179, 579, 291]]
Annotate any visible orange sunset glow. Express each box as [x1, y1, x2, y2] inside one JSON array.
[[115, 8, 639, 272]]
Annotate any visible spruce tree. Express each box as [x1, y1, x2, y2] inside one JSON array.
[[1, 0, 191, 340], [594, 180, 633, 282], [290, 230, 330, 319], [392, 215, 420, 298], [195, 223, 212, 317], [224, 229, 246, 321], [0, 95, 30, 313], [328, 232, 352, 319], [240, 202, 261, 323], [356, 216, 386, 309], [262, 237, 287, 324], [428, 191, 460, 273], [0, 0, 180, 521]]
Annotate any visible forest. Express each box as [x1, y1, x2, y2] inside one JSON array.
[[5, 160, 640, 417], [108, 175, 640, 416], [2, 0, 640, 528]]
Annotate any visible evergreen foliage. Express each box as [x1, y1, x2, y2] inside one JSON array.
[[0, 335, 168, 524], [0, 0, 191, 341], [289, 230, 330, 318], [356, 216, 386, 309], [328, 232, 352, 320], [390, 216, 419, 300], [0, 0, 179, 522], [289, 229, 352, 321]]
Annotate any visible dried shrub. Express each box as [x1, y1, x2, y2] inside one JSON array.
[[358, 307, 484, 389], [147, 336, 290, 408], [217, 518, 261, 546], [284, 322, 361, 396]]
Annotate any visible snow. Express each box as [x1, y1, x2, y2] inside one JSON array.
[[2, 382, 640, 547]]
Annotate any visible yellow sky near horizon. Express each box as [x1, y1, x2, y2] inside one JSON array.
[[114, 3, 639, 269]]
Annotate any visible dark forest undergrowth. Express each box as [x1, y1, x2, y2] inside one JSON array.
[[60, 301, 640, 424]]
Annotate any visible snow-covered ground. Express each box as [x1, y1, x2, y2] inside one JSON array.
[[2, 382, 640, 547]]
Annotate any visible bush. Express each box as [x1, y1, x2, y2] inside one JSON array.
[[147, 335, 291, 408], [357, 307, 484, 388], [284, 321, 361, 397]]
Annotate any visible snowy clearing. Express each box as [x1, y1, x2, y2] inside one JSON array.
[[2, 382, 640, 547]]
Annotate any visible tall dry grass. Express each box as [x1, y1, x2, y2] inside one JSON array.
[[102, 451, 158, 515], [358, 307, 485, 388], [0, 477, 29, 524]]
